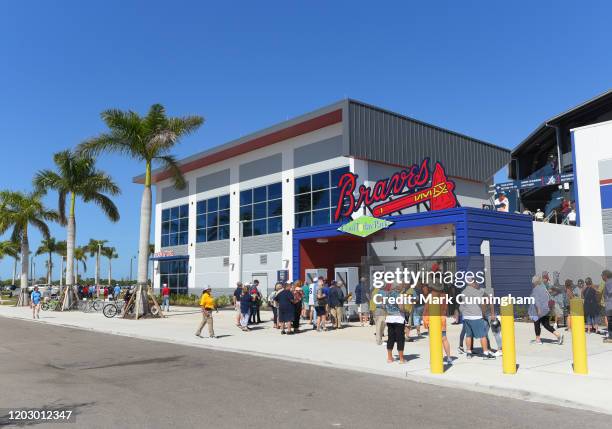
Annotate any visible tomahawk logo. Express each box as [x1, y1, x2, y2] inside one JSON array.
[[333, 159, 460, 221]]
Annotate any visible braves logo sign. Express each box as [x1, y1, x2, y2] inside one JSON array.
[[333, 159, 459, 222]]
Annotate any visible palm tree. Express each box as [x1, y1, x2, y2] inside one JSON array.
[[34, 150, 120, 289], [35, 237, 60, 284], [56, 240, 67, 287], [101, 246, 118, 287], [0, 191, 58, 299], [73, 246, 87, 284], [0, 240, 20, 285], [86, 239, 107, 293], [78, 104, 203, 316]]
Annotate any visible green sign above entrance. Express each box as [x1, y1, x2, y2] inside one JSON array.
[[337, 216, 393, 237]]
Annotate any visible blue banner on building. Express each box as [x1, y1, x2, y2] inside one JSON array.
[[495, 173, 574, 192]]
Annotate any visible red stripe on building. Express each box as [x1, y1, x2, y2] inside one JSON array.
[[600, 178, 612, 185], [146, 109, 343, 184]]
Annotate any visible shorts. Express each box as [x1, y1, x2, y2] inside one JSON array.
[[463, 318, 486, 339], [358, 303, 369, 314], [315, 306, 326, 316], [586, 314, 599, 325], [442, 330, 446, 337], [412, 306, 423, 326]]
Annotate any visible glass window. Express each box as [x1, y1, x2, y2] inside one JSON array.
[[253, 219, 267, 236], [294, 176, 310, 194], [240, 190, 252, 206], [240, 182, 282, 237], [268, 216, 282, 233], [159, 260, 189, 295], [196, 194, 230, 243], [293, 166, 350, 227], [254, 186, 267, 203], [312, 171, 329, 191], [161, 204, 188, 248], [268, 182, 282, 200]]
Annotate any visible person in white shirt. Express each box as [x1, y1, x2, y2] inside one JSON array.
[[567, 209, 576, 225], [494, 191, 509, 212], [534, 208, 544, 221]]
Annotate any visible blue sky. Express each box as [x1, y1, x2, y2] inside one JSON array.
[[1, 1, 610, 281]]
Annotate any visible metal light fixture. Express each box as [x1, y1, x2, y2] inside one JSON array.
[[316, 238, 329, 244]]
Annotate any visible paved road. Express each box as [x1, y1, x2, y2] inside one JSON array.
[[0, 318, 607, 429]]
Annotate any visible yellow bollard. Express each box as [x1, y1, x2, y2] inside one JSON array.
[[570, 298, 588, 374], [500, 301, 516, 374], [429, 302, 444, 374]]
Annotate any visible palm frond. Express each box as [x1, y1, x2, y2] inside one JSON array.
[[82, 193, 120, 222], [154, 155, 186, 190]]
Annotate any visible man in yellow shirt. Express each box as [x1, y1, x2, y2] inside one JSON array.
[[196, 286, 218, 338]]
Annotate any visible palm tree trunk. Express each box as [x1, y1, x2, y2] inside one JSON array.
[[12, 258, 17, 285], [133, 162, 153, 317], [47, 251, 52, 284], [137, 163, 152, 286], [66, 193, 76, 286], [108, 257, 112, 287], [96, 247, 100, 297], [18, 228, 30, 306]]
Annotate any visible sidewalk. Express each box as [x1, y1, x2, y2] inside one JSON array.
[[1, 305, 610, 414]]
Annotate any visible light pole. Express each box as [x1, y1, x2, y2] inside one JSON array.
[[129, 255, 136, 283], [97, 242, 102, 298]]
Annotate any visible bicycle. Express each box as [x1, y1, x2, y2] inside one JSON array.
[[78, 299, 104, 313], [41, 299, 60, 311], [102, 300, 126, 318]]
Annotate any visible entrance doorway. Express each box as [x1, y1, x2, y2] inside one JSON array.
[[251, 273, 269, 297]]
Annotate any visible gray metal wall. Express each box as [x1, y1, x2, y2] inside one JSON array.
[[239, 153, 282, 182], [196, 169, 230, 193], [293, 135, 344, 168], [160, 182, 190, 203], [347, 101, 510, 182]]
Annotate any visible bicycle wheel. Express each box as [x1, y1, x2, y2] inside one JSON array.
[[103, 304, 118, 318], [41, 302, 49, 311], [92, 300, 103, 312]]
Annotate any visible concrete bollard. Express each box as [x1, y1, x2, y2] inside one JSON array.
[[500, 301, 516, 374], [570, 298, 588, 375], [428, 302, 444, 374]]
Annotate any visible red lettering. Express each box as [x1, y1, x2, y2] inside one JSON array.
[[333, 173, 356, 221]]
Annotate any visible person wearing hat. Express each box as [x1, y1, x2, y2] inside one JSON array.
[[494, 191, 509, 213], [195, 286, 217, 338], [31, 286, 42, 319]]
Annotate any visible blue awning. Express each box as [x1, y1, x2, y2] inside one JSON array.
[[150, 255, 189, 261]]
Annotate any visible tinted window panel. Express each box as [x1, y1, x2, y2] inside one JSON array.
[[179, 217, 188, 232], [312, 171, 329, 191], [178, 232, 188, 245], [295, 212, 311, 228], [268, 216, 282, 233], [171, 206, 180, 219], [196, 200, 206, 214], [161, 235, 169, 247], [312, 209, 330, 225], [295, 176, 310, 194], [268, 199, 282, 217], [169, 233, 178, 246], [179, 204, 188, 218], [253, 219, 267, 236], [218, 224, 230, 240], [196, 229, 206, 243], [254, 202, 267, 219], [312, 189, 330, 210], [207, 212, 218, 227], [254, 186, 267, 203], [242, 221, 252, 237], [218, 209, 230, 225], [207, 198, 218, 212], [162, 209, 170, 222], [240, 190, 252, 206], [219, 195, 230, 210], [240, 205, 252, 221], [161, 221, 170, 235], [295, 194, 311, 212], [196, 214, 206, 230], [268, 182, 282, 200], [207, 227, 218, 242]]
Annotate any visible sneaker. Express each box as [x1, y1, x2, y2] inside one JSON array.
[[530, 339, 543, 345], [281, 330, 286, 335], [603, 338, 612, 343], [558, 333, 564, 345], [195, 334, 202, 338], [209, 335, 216, 339], [444, 357, 453, 365], [483, 352, 496, 360], [493, 350, 503, 357], [457, 346, 465, 355], [466, 352, 473, 359]]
